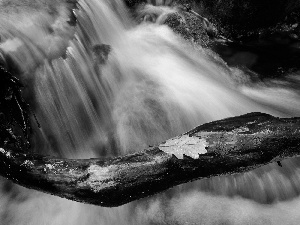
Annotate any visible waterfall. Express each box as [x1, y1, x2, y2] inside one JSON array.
[[1, 0, 300, 224]]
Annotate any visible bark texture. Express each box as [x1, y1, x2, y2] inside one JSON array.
[[1, 112, 300, 207]]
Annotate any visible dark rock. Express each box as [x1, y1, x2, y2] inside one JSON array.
[[163, 11, 212, 47], [213, 41, 300, 79], [126, 0, 300, 41], [189, 0, 300, 39], [0, 67, 32, 152], [92, 44, 111, 65]]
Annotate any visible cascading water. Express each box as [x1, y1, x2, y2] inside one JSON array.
[[1, 0, 300, 224]]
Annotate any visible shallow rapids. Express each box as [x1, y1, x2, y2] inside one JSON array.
[[0, 0, 300, 224]]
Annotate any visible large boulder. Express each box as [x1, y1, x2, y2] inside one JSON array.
[[126, 0, 300, 39], [190, 0, 300, 38]]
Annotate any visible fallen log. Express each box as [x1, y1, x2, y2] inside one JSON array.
[[0, 112, 300, 207]]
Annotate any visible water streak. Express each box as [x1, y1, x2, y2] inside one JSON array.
[[1, 0, 300, 224]]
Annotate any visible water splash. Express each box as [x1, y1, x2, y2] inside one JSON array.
[[1, 0, 300, 225]]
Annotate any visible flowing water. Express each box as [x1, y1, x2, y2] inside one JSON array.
[[1, 0, 300, 224]]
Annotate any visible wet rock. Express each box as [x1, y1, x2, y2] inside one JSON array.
[[163, 11, 212, 47], [126, 0, 300, 41], [213, 40, 300, 79], [135, 3, 216, 47], [92, 44, 111, 65], [0, 67, 31, 152], [189, 0, 300, 40]]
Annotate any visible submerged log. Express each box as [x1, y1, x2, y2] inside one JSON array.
[[1, 112, 300, 207]]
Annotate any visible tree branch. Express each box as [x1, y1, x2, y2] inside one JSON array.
[[1, 112, 300, 207]]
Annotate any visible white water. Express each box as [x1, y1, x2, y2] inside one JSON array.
[[1, 0, 300, 224]]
